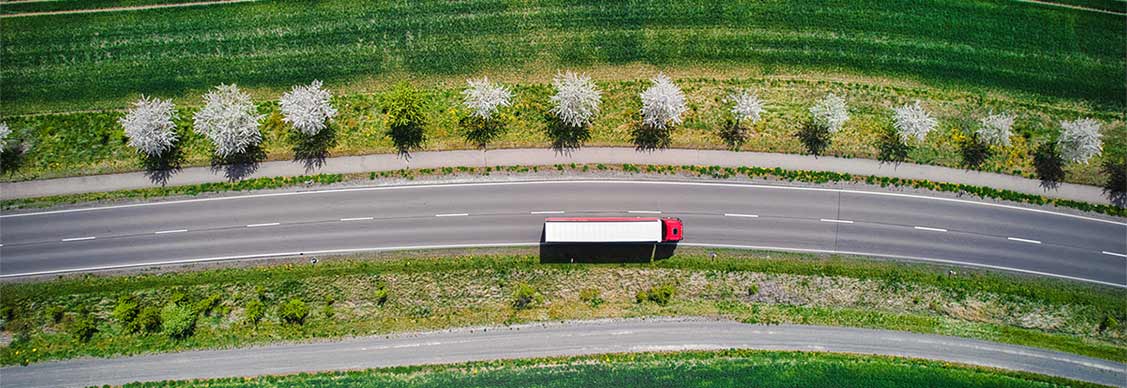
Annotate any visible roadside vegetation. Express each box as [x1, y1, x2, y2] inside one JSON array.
[[121, 350, 1106, 388], [1, 249, 1123, 366]]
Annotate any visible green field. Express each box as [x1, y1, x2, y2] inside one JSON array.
[[2, 249, 1123, 366], [123, 350, 1105, 388]]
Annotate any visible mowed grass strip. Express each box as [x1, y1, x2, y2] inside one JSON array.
[[1, 0, 1123, 114], [122, 350, 1107, 388], [0, 0, 225, 15]]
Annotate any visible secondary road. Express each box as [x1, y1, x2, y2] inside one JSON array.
[[2, 318, 1123, 387], [1, 180, 1125, 285]]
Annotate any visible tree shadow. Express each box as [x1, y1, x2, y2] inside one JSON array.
[[876, 128, 909, 166], [958, 133, 992, 169], [388, 122, 425, 160], [1033, 142, 1064, 190], [461, 116, 504, 150], [719, 119, 749, 151], [140, 144, 185, 186], [0, 143, 27, 176], [632, 122, 672, 152], [210, 144, 267, 182], [1101, 158, 1126, 207], [290, 126, 338, 173], [546, 119, 591, 155], [797, 121, 831, 157]]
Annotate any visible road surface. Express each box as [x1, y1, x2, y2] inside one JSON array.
[[1, 180, 1125, 286], [1, 318, 1123, 387]]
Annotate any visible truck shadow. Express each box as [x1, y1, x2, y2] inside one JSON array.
[[538, 243, 678, 264]]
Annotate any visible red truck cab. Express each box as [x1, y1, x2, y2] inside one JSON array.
[[662, 217, 683, 242]]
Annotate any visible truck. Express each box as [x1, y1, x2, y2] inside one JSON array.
[[542, 217, 683, 243]]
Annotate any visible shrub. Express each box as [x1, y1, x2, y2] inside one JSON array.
[[797, 121, 832, 156], [112, 295, 141, 332], [373, 284, 390, 306], [382, 82, 427, 156], [193, 84, 264, 158], [1033, 142, 1065, 187], [194, 293, 223, 317], [876, 127, 910, 164], [550, 71, 601, 128], [640, 73, 687, 130], [280, 80, 337, 136], [47, 306, 66, 324], [636, 284, 677, 306], [1100, 315, 1120, 333], [1058, 118, 1102, 164], [136, 306, 162, 334], [748, 284, 760, 296], [511, 283, 542, 310], [462, 77, 512, 121], [69, 313, 98, 342], [809, 93, 848, 133], [578, 288, 604, 308], [891, 100, 937, 143], [160, 303, 197, 339], [120, 96, 178, 157], [960, 132, 993, 169], [729, 90, 764, 126], [279, 299, 310, 325], [978, 111, 1015, 147], [243, 300, 265, 326]]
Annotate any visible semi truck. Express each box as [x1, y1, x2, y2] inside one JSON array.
[[542, 217, 683, 243]]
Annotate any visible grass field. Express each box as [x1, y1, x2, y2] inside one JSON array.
[[2, 249, 1123, 366], [123, 350, 1105, 388]]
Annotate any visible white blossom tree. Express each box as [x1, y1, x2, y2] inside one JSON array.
[[549, 71, 601, 128], [640, 73, 687, 130], [462, 77, 512, 121], [193, 84, 264, 158], [728, 90, 764, 125], [120, 96, 178, 157], [1058, 118, 1102, 164], [891, 100, 937, 142], [809, 93, 849, 132], [280, 80, 337, 136], [0, 122, 10, 153], [977, 111, 1015, 147]]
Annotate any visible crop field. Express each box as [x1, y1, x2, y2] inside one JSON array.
[[126, 350, 1102, 388]]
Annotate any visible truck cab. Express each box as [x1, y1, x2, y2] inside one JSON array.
[[661, 218, 683, 242]]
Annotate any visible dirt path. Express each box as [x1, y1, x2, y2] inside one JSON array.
[[0, 0, 256, 18], [1014, 0, 1126, 16]]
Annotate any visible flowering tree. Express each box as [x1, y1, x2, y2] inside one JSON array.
[[809, 93, 849, 133], [193, 84, 264, 158], [640, 73, 687, 130], [280, 80, 337, 136], [891, 100, 937, 142], [1058, 118, 1102, 163], [977, 112, 1015, 147], [120, 96, 178, 157], [728, 90, 764, 125], [0, 122, 10, 153], [550, 71, 601, 128], [462, 77, 512, 121]]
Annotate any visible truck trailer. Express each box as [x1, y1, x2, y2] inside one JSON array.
[[542, 217, 683, 243]]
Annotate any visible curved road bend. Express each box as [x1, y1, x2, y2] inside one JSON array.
[[1, 180, 1125, 286], [1, 319, 1123, 387]]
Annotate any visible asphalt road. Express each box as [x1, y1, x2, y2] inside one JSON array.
[[1, 180, 1125, 285], [1, 318, 1123, 387]]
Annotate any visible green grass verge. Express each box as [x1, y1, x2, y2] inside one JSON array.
[[122, 349, 1107, 388], [1, 250, 1123, 366], [0, 0, 213, 15], [4, 164, 1123, 217]]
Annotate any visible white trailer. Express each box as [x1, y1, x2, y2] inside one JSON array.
[[543, 217, 682, 243]]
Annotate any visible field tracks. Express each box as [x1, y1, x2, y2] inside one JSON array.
[[0, 0, 256, 18], [1015, 0, 1127, 16]]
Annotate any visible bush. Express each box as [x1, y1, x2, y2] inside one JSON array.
[[797, 121, 832, 156], [809, 93, 849, 133], [136, 306, 162, 334], [47, 306, 66, 324], [160, 303, 197, 339], [1033, 142, 1065, 188], [373, 283, 390, 306], [1100, 315, 1120, 333], [69, 313, 98, 342], [112, 295, 141, 333], [382, 82, 427, 156], [194, 293, 222, 317], [635, 284, 677, 306], [578, 288, 604, 308], [279, 299, 310, 325], [243, 300, 265, 326], [511, 283, 542, 310], [748, 284, 760, 296], [960, 132, 993, 169]]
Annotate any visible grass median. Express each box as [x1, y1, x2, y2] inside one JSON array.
[[0, 248, 1123, 366], [123, 350, 1108, 388]]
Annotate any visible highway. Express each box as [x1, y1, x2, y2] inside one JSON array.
[[1, 318, 1123, 387], [1, 180, 1125, 286]]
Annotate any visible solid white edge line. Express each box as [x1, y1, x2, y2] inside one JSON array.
[[246, 222, 280, 228], [1007, 237, 1042, 244], [677, 243, 1125, 288], [60, 236, 95, 242], [820, 218, 854, 224], [724, 213, 759, 218], [340, 217, 374, 222], [627, 210, 662, 214], [530, 211, 565, 214], [435, 213, 468, 217], [154, 229, 188, 234], [1100, 251, 1127, 258], [3, 180, 1123, 226], [913, 226, 948, 232]]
